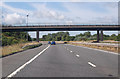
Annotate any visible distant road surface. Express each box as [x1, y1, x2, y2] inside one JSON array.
[[2, 44, 118, 77]]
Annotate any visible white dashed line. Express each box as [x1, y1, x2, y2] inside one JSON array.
[[76, 54, 80, 57], [66, 44, 119, 55], [6, 45, 50, 78], [70, 51, 73, 53], [88, 62, 96, 68]]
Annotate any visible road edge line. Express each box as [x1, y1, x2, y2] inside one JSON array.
[[6, 45, 50, 78]]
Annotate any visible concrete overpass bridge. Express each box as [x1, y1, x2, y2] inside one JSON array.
[[1, 25, 120, 42]]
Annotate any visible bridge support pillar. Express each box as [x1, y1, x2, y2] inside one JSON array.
[[36, 30, 39, 42], [100, 30, 103, 41], [97, 30, 100, 42]]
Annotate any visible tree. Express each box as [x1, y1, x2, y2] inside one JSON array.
[[66, 36, 70, 41], [56, 36, 61, 41], [2, 32, 32, 46], [62, 35, 66, 41], [76, 33, 84, 37], [116, 34, 120, 41], [40, 31, 119, 42], [84, 31, 91, 38], [69, 36, 75, 41]]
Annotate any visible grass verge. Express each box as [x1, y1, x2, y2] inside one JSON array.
[[23, 43, 42, 50], [68, 41, 119, 54], [1, 42, 42, 58]]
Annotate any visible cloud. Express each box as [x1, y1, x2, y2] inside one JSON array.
[[4, 13, 26, 25], [70, 0, 119, 2], [30, 3, 78, 25], [2, 2, 118, 25], [66, 20, 73, 25], [31, 3, 66, 21], [62, 2, 118, 24], [3, 0, 119, 2], [1, 2, 28, 14], [1, 2, 32, 25]]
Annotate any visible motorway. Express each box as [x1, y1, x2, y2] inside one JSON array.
[[2, 44, 118, 77]]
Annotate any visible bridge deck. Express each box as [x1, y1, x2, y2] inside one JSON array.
[[1, 25, 120, 32]]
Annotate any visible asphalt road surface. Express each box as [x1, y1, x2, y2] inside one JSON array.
[[2, 44, 118, 77]]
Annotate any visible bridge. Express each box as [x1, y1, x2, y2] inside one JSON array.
[[1, 25, 120, 42]]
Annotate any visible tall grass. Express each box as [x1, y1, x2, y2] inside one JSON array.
[[68, 41, 119, 53], [1, 42, 41, 57]]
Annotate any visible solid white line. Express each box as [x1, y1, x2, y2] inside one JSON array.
[[66, 44, 119, 55], [88, 62, 96, 68], [6, 45, 50, 78], [76, 54, 80, 57]]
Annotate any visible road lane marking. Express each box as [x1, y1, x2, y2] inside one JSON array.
[[6, 45, 50, 78], [88, 62, 96, 68], [70, 51, 73, 53], [66, 44, 119, 55], [76, 54, 80, 57]]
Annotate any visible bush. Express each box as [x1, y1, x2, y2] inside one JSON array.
[[23, 43, 42, 50], [2, 32, 32, 46]]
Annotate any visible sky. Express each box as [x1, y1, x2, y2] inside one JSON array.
[[0, 1, 119, 38]]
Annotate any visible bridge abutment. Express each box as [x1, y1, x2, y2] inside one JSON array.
[[36, 30, 39, 42]]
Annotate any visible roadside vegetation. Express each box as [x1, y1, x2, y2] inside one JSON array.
[[39, 31, 120, 41], [68, 42, 119, 53], [1, 42, 42, 57], [23, 43, 42, 50], [2, 32, 32, 46], [1, 32, 42, 57]]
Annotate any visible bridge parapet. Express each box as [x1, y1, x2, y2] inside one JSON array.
[[1, 25, 120, 32], [1, 25, 119, 27]]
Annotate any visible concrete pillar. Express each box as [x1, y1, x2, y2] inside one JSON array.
[[36, 30, 39, 42], [100, 30, 103, 41], [97, 30, 99, 42]]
